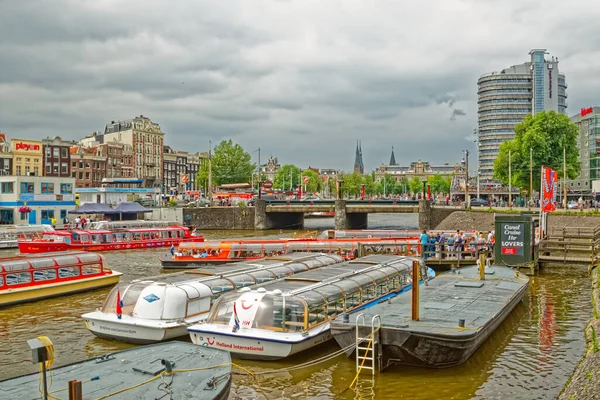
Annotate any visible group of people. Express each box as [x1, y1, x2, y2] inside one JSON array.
[[72, 216, 94, 230], [420, 229, 495, 259]]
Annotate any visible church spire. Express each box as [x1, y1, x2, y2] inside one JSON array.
[[389, 145, 397, 166], [353, 140, 364, 174]]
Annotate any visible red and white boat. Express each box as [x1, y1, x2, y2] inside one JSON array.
[[18, 226, 204, 254], [1, 252, 122, 307]]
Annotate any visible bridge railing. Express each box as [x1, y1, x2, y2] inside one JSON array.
[[264, 199, 420, 206], [358, 242, 494, 265]]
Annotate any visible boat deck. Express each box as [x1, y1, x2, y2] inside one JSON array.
[[0, 342, 231, 400], [340, 265, 528, 335]]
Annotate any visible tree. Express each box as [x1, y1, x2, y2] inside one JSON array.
[[326, 177, 337, 198], [274, 164, 301, 190], [364, 174, 377, 196], [427, 174, 451, 194], [409, 176, 424, 195], [378, 173, 396, 196], [301, 169, 321, 193], [198, 140, 255, 186], [340, 172, 364, 197], [494, 111, 580, 190]]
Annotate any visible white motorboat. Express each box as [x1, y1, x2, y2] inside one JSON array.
[[187, 255, 435, 360], [82, 253, 344, 343]]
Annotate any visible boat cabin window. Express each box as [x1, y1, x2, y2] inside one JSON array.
[[91, 234, 101, 244], [207, 278, 235, 295], [71, 233, 81, 243], [227, 274, 257, 288], [208, 293, 238, 324], [160, 231, 169, 239], [82, 263, 102, 275], [122, 233, 131, 242], [246, 270, 277, 283], [59, 267, 80, 278], [101, 283, 145, 315], [34, 269, 57, 281], [6, 272, 31, 285], [0, 275, 3, 286], [186, 298, 209, 317], [79, 234, 90, 243], [132, 233, 141, 241], [102, 234, 112, 243]]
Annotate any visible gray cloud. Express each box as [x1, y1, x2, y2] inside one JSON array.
[[0, 0, 598, 172]]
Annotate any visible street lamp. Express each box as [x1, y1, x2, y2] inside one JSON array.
[[421, 178, 427, 200], [473, 128, 480, 199], [462, 150, 470, 208]]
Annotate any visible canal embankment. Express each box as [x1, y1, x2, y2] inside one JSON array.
[[560, 266, 600, 400]]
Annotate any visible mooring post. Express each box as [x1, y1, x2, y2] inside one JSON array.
[[412, 260, 420, 321], [479, 253, 485, 280]]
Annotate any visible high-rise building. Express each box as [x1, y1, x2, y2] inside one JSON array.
[[565, 107, 600, 197], [477, 49, 567, 181]]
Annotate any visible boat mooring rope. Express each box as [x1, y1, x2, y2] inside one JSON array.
[[36, 336, 58, 400]]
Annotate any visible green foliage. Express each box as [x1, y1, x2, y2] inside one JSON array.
[[377, 173, 396, 196], [408, 176, 424, 195], [301, 169, 321, 193], [168, 199, 177, 207], [274, 164, 301, 190], [363, 174, 377, 196], [340, 172, 364, 197], [494, 111, 580, 190], [592, 326, 599, 353], [326, 177, 337, 197], [427, 174, 451, 194], [198, 140, 255, 186]]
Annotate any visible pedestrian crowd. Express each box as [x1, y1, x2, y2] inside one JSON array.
[[420, 229, 495, 260]]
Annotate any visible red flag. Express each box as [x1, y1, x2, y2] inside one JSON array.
[[541, 166, 558, 212], [361, 185, 365, 200], [116, 289, 123, 319]]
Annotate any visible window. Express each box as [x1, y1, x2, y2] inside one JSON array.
[[24, 166, 30, 175], [78, 172, 83, 179], [85, 162, 90, 169], [16, 166, 21, 176], [41, 182, 54, 194], [16, 157, 21, 162], [20, 182, 34, 193], [61, 163, 68, 174], [61, 148, 68, 158], [45, 162, 51, 174], [41, 210, 54, 220], [34, 158, 39, 164], [60, 210, 67, 220], [53, 148, 59, 158], [25, 158, 30, 163], [20, 212, 28, 221], [72, 161, 76, 168], [79, 161, 83, 169], [45, 147, 51, 156], [34, 167, 39, 176], [1, 182, 13, 193], [72, 172, 76, 178], [85, 172, 90, 179], [52, 164, 58, 173]]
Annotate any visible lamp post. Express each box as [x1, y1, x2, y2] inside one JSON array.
[[421, 178, 427, 200], [473, 129, 480, 199], [338, 180, 344, 200], [463, 150, 470, 208]]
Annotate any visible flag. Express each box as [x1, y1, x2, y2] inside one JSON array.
[[233, 301, 240, 330], [116, 289, 123, 319], [541, 166, 558, 212]]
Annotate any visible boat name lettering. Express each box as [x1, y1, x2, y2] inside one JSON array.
[[501, 241, 523, 247], [98, 325, 137, 334], [213, 341, 264, 352]]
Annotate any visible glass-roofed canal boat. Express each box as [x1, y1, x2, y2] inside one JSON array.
[[187, 255, 435, 360], [0, 252, 122, 307], [82, 253, 344, 343]]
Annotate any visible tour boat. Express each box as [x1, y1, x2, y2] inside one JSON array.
[[18, 225, 204, 254], [187, 255, 435, 360], [82, 253, 344, 343], [0, 225, 55, 249], [160, 238, 421, 268], [0, 252, 122, 307]]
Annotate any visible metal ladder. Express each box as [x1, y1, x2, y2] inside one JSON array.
[[355, 313, 381, 375]]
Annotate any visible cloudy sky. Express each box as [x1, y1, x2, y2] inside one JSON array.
[[1, 0, 599, 172]]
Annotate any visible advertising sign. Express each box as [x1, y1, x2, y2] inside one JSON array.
[[11, 140, 42, 154], [500, 222, 525, 256]]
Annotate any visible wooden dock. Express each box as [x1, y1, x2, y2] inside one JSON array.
[[538, 226, 600, 269]]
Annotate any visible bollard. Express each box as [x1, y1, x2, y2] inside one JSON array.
[[411, 260, 420, 321], [479, 253, 486, 280], [458, 319, 466, 328]]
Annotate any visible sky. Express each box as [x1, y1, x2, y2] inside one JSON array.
[[1, 0, 600, 173]]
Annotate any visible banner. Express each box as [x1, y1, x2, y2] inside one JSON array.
[[541, 166, 558, 212]]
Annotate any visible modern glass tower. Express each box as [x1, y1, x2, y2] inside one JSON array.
[[477, 49, 567, 181]]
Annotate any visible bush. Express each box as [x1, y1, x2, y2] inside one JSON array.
[[168, 200, 178, 207], [237, 201, 247, 208]]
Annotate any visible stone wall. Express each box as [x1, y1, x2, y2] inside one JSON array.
[[183, 207, 255, 229], [418, 200, 459, 230], [435, 210, 600, 232]]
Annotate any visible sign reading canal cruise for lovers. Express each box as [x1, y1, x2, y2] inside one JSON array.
[[500, 222, 525, 256]]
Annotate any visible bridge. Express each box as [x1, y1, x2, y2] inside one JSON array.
[[254, 199, 450, 230]]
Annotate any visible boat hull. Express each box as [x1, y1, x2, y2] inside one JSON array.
[[160, 256, 262, 268], [18, 238, 202, 254], [84, 317, 188, 344], [189, 326, 333, 360], [0, 273, 122, 307]]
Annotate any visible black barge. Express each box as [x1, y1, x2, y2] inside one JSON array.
[[330, 264, 529, 370]]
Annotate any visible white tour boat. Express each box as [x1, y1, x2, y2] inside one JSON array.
[[82, 253, 344, 343], [187, 255, 435, 360]]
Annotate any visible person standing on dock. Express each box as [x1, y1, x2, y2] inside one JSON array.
[[420, 230, 430, 259], [438, 231, 447, 259], [170, 244, 175, 256]]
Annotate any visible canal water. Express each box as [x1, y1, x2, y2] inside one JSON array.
[[0, 214, 592, 399]]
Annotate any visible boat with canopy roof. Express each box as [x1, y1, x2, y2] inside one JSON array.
[[187, 255, 434, 360], [18, 225, 203, 253], [82, 253, 344, 343], [160, 237, 422, 268], [0, 252, 122, 307]]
